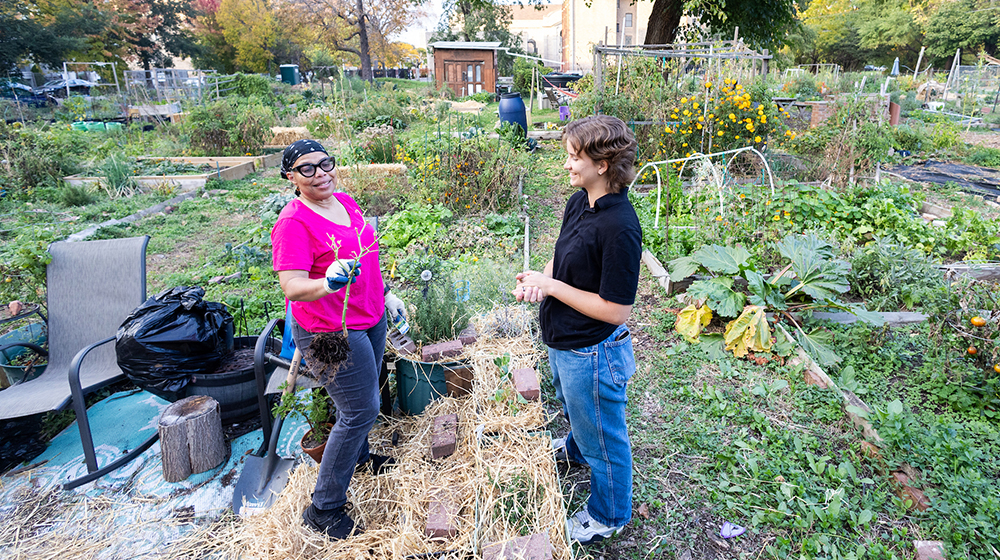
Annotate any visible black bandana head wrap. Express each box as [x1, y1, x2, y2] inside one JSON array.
[[281, 139, 330, 179]]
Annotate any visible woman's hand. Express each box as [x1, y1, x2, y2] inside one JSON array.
[[324, 259, 360, 293], [513, 270, 550, 303]]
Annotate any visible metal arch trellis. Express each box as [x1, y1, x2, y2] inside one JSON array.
[[629, 146, 777, 261]]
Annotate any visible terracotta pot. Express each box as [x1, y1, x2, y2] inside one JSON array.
[[301, 424, 332, 463]]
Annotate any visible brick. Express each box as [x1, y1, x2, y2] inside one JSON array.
[[431, 413, 458, 459], [445, 364, 473, 397], [422, 340, 464, 362], [891, 471, 931, 511], [914, 541, 946, 560], [511, 368, 540, 401], [388, 331, 417, 355], [425, 493, 459, 539], [459, 324, 478, 346], [482, 532, 552, 560]]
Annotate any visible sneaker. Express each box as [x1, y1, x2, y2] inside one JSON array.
[[302, 503, 357, 540], [357, 453, 396, 475], [552, 437, 586, 467], [566, 508, 624, 545]]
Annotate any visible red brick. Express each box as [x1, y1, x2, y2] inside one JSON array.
[[422, 340, 464, 362], [891, 471, 931, 511], [425, 493, 459, 539], [482, 532, 552, 560], [459, 324, 478, 346], [431, 413, 458, 459], [914, 541, 946, 560], [511, 368, 540, 401]]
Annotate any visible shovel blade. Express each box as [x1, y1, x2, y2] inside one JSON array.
[[232, 454, 296, 517]]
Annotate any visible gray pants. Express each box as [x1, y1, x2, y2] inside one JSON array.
[[291, 313, 387, 510]]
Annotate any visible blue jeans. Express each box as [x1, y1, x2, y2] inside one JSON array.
[[292, 313, 387, 510], [550, 323, 635, 528]]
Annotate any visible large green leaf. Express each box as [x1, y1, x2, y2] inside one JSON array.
[[775, 234, 850, 300], [746, 269, 787, 310], [795, 326, 842, 367], [699, 333, 728, 360], [723, 305, 772, 358], [687, 278, 746, 318], [667, 256, 700, 281], [675, 304, 713, 343], [691, 244, 752, 275]]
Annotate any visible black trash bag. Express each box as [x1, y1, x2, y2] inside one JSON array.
[[116, 286, 234, 402]]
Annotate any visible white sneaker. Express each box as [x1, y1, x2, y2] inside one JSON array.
[[566, 508, 624, 545]]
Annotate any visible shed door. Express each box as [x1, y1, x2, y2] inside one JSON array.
[[445, 60, 485, 97]]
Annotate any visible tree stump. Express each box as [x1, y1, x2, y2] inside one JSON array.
[[158, 395, 226, 483]]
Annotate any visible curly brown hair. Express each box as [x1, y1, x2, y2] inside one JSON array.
[[563, 115, 637, 193]]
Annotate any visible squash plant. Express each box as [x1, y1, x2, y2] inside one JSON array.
[[669, 233, 884, 365]]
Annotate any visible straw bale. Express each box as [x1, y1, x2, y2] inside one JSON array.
[[335, 163, 408, 197], [270, 127, 311, 146]]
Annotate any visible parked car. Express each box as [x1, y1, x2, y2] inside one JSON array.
[[34, 78, 97, 97], [0, 80, 55, 107]]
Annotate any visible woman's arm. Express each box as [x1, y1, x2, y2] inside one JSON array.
[[278, 270, 330, 302], [514, 262, 632, 325]]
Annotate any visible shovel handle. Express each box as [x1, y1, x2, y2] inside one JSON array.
[[284, 347, 302, 395]]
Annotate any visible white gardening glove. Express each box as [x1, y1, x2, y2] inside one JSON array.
[[384, 291, 406, 320], [324, 259, 360, 293]]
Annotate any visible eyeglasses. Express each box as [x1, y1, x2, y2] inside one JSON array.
[[292, 157, 335, 177]]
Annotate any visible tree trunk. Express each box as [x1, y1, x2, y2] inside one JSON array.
[[158, 395, 226, 483], [357, 0, 373, 81], [643, 0, 684, 45]]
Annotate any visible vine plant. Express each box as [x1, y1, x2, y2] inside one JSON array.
[[670, 233, 883, 365]]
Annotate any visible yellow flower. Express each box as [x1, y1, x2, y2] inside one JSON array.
[[698, 116, 704, 122], [682, 142, 688, 147], [735, 135, 740, 139], [755, 136, 762, 143], [680, 97, 688, 103], [773, 215, 780, 221], [717, 131, 724, 136], [765, 200, 771, 205], [705, 81, 713, 89], [739, 193, 746, 199], [715, 215, 723, 221], [696, 123, 703, 129], [693, 102, 700, 109]]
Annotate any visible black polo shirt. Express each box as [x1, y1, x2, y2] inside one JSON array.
[[540, 188, 642, 350]]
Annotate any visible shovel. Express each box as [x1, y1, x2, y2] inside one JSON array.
[[233, 347, 302, 517]]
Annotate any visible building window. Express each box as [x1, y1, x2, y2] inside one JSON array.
[[624, 35, 632, 45], [624, 13, 633, 27]]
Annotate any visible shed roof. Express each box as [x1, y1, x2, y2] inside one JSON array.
[[430, 41, 502, 51]]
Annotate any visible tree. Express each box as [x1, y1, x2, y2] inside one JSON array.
[[216, 0, 278, 72], [0, 0, 107, 71], [191, 0, 238, 72], [925, 0, 1000, 65], [130, 0, 203, 70], [293, 0, 426, 80], [430, 0, 522, 74], [642, 0, 798, 50], [797, 0, 871, 70]]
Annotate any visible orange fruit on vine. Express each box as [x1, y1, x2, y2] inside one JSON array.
[[971, 316, 987, 327], [968, 346, 978, 355], [994, 364, 1000, 374]]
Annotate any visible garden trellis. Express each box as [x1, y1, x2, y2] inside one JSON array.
[[592, 38, 772, 96]]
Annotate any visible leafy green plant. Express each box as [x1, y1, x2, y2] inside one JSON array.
[[849, 237, 946, 311], [98, 154, 138, 198], [670, 233, 883, 365], [59, 184, 96, 206], [272, 386, 332, 442], [379, 203, 452, 254], [410, 269, 470, 345], [941, 207, 1000, 261], [356, 123, 397, 163], [186, 96, 275, 156]]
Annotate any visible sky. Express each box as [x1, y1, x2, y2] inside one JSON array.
[[396, 0, 446, 50]]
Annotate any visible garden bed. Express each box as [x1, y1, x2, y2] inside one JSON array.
[[64, 159, 257, 193]]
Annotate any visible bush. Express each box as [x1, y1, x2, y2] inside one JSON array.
[[231, 73, 275, 101], [849, 238, 946, 311], [0, 123, 87, 199], [967, 146, 1000, 168], [186, 96, 275, 156], [890, 124, 927, 152], [513, 57, 551, 95], [409, 269, 470, 345]]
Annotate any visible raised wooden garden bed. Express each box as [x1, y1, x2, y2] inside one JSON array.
[[62, 155, 278, 193]]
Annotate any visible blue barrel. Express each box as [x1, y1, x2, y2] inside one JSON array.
[[498, 92, 527, 138]]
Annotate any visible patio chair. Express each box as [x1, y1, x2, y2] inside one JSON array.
[[0, 236, 153, 490]]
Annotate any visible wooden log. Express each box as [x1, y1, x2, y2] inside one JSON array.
[[158, 395, 226, 483]]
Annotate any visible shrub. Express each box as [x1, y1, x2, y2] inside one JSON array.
[[356, 124, 397, 163], [890, 124, 927, 152], [0, 123, 87, 199], [967, 146, 1000, 168], [231, 73, 275, 101], [513, 57, 551, 95], [409, 269, 470, 345], [186, 96, 275, 156], [59, 184, 96, 206], [849, 238, 946, 311]]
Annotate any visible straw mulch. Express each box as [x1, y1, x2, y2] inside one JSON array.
[[269, 127, 311, 146], [167, 306, 570, 560]]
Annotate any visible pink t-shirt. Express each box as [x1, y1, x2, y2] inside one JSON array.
[[271, 193, 384, 333]]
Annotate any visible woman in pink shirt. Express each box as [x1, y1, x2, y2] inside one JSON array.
[[271, 140, 406, 540]]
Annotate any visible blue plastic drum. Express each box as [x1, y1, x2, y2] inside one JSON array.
[[498, 92, 528, 138]]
